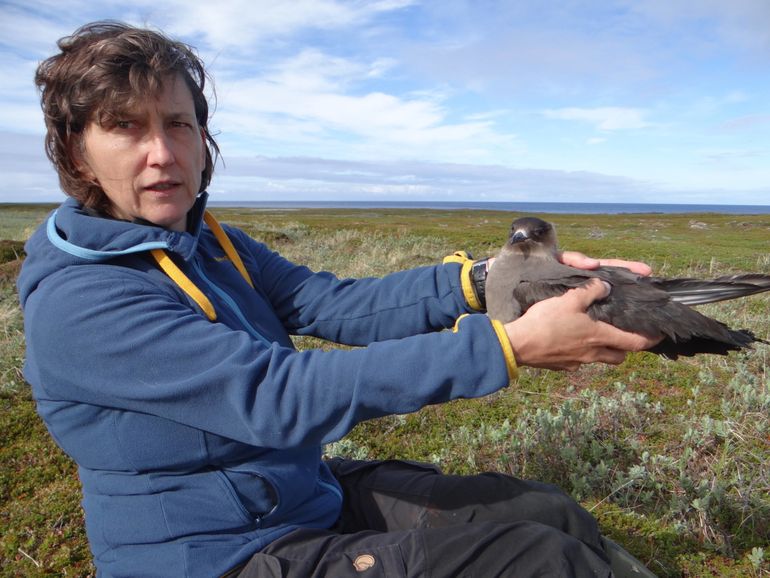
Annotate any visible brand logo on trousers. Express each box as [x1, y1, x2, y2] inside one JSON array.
[[353, 554, 376, 572]]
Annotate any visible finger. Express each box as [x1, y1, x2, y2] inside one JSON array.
[[558, 250, 600, 270], [549, 360, 583, 372], [568, 278, 611, 308], [594, 321, 658, 352], [591, 347, 628, 365], [597, 258, 652, 277]]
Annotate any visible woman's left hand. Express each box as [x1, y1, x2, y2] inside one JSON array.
[[558, 250, 653, 277]]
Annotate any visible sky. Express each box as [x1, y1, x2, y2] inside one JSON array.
[[1, 0, 769, 206]]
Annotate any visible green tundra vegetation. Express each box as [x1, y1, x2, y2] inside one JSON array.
[[1, 203, 768, 577]]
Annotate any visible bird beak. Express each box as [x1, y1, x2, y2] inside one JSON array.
[[509, 230, 528, 244]]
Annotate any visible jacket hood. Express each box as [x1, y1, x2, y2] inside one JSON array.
[[17, 193, 209, 307]]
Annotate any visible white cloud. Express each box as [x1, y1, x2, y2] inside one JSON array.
[[697, 148, 764, 168], [0, 4, 72, 57], [213, 49, 517, 162], [210, 154, 656, 202], [542, 107, 649, 131], [717, 114, 770, 132], [365, 57, 398, 79], [165, 0, 417, 48]]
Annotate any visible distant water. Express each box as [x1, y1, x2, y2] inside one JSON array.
[[210, 200, 770, 215]]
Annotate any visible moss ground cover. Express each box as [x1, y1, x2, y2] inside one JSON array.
[[1, 204, 768, 576]]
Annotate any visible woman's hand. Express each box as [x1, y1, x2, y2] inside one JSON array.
[[503, 279, 660, 371], [558, 250, 652, 277], [486, 252, 652, 277]]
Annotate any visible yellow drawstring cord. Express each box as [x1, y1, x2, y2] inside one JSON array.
[[150, 249, 218, 321], [203, 211, 254, 288], [149, 211, 254, 321]]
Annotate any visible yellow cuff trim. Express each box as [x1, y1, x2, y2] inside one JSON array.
[[442, 250, 472, 265], [151, 249, 217, 321], [490, 319, 519, 381], [460, 259, 483, 310], [442, 251, 482, 311], [451, 313, 470, 333]]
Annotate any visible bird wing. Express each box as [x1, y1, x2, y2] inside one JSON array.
[[513, 272, 595, 312], [647, 273, 770, 306]]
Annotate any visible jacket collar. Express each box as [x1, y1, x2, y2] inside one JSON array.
[[45, 193, 209, 262]]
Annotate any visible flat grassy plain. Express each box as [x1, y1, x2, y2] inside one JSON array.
[[1, 203, 768, 576]]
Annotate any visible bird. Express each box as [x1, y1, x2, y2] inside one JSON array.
[[485, 216, 770, 359]]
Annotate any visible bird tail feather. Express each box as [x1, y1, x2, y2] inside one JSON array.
[[654, 274, 770, 306]]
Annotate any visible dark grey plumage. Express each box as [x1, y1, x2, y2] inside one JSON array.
[[485, 216, 770, 359]]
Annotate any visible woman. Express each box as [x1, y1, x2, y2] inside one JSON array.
[[20, 21, 658, 577]]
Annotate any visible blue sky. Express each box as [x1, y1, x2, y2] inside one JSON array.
[[1, 0, 769, 205]]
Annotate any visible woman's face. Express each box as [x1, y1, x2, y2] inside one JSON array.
[[78, 75, 205, 231]]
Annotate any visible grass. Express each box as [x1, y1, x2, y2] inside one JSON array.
[[1, 204, 769, 576]]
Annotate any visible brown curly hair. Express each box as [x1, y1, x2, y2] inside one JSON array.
[[35, 21, 220, 213]]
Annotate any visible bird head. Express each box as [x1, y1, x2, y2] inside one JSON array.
[[505, 216, 559, 257]]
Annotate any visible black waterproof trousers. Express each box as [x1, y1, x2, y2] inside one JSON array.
[[235, 459, 617, 577]]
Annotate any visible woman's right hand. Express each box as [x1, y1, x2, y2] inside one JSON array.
[[503, 278, 660, 371]]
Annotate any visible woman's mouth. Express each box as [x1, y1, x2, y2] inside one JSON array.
[[146, 181, 180, 193]]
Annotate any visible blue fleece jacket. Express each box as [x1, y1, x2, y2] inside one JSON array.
[[17, 194, 512, 577]]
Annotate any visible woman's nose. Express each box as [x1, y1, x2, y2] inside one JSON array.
[[146, 132, 175, 167]]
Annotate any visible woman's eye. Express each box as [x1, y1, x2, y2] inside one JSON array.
[[115, 120, 134, 129]]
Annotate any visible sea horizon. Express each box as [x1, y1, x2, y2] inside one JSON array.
[[208, 200, 770, 215], [4, 199, 770, 215]]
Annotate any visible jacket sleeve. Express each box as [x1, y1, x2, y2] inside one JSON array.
[[24, 265, 513, 450], [225, 226, 476, 345]]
